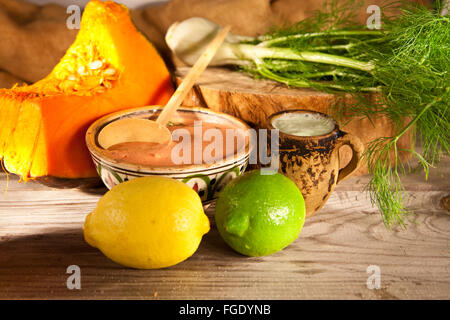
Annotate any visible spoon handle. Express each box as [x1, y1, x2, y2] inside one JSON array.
[[156, 25, 231, 126]]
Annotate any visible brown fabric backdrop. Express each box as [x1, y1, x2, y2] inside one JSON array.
[[0, 0, 428, 88]]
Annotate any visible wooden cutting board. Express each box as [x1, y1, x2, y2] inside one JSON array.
[[177, 67, 412, 175]]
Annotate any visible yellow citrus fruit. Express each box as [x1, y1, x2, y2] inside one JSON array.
[[83, 176, 210, 269]]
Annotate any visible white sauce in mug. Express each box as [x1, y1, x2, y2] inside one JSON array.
[[272, 112, 335, 136]]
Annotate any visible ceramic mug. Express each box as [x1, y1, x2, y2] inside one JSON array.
[[268, 110, 364, 217]]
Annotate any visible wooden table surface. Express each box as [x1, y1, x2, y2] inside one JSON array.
[[0, 157, 449, 300]]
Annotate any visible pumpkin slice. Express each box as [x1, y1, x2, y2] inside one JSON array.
[[0, 92, 22, 159], [3, 100, 42, 178], [0, 0, 173, 180]]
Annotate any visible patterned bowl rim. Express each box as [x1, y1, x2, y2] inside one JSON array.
[[93, 153, 249, 177], [86, 105, 252, 174]]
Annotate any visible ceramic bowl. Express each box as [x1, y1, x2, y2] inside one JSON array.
[[85, 106, 251, 203]]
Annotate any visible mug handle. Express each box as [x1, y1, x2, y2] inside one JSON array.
[[336, 131, 365, 184]]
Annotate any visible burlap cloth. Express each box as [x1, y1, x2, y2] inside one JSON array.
[[0, 0, 426, 88]]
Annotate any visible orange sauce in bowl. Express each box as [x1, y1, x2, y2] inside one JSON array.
[[103, 111, 248, 167]]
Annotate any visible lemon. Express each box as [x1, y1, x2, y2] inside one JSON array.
[[84, 176, 210, 269], [215, 170, 306, 256]]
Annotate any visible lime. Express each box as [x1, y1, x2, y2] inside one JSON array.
[[84, 176, 210, 269], [214, 170, 305, 256]]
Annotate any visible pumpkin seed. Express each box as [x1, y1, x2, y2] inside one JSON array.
[[88, 60, 103, 70], [77, 66, 87, 76], [103, 68, 117, 76], [103, 81, 113, 89]]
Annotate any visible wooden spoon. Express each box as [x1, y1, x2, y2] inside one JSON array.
[[98, 25, 231, 150]]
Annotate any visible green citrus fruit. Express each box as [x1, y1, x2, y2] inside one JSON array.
[[214, 170, 306, 256]]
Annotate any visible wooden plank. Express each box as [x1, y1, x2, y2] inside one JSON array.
[[0, 157, 449, 299]]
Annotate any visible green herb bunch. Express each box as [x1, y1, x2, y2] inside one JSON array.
[[241, 0, 449, 227]]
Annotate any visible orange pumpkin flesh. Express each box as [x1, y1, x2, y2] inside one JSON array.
[[0, 0, 173, 180]]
